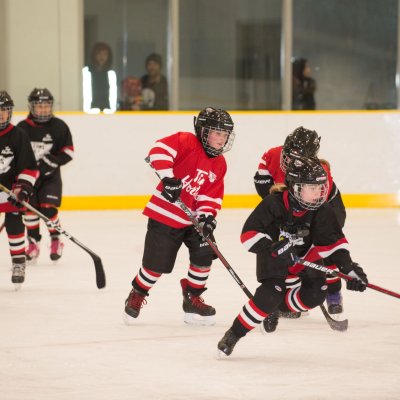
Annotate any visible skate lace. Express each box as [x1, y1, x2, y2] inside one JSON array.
[[12, 264, 25, 276], [50, 239, 63, 255], [27, 241, 39, 256], [191, 295, 210, 310], [128, 292, 147, 309]]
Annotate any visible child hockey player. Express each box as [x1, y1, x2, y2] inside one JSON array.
[[17, 88, 74, 262], [124, 107, 235, 326], [218, 156, 367, 356]]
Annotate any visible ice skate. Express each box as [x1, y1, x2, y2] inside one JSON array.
[[260, 310, 279, 334], [11, 262, 26, 290], [26, 237, 40, 263], [50, 236, 64, 262], [180, 278, 216, 326], [326, 291, 343, 314], [123, 287, 148, 325], [217, 328, 241, 357]]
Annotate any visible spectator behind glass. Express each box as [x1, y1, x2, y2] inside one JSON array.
[[140, 53, 169, 110], [292, 58, 316, 110], [120, 76, 155, 111], [82, 42, 117, 113]]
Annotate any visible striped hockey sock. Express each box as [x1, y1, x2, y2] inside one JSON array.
[[285, 287, 312, 313], [232, 299, 268, 337], [186, 264, 211, 290], [8, 233, 26, 261], [132, 266, 161, 293]]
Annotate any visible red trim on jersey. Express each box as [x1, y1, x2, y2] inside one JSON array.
[[19, 168, 39, 180], [283, 191, 307, 217], [304, 237, 349, 262], [25, 118, 39, 127], [240, 230, 259, 243], [0, 124, 14, 137]]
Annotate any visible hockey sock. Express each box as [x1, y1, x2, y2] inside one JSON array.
[[232, 278, 286, 337], [132, 266, 161, 293], [326, 269, 342, 293], [5, 213, 26, 260], [282, 278, 327, 312], [186, 264, 210, 291], [8, 232, 26, 261], [232, 298, 268, 337], [23, 212, 41, 241], [40, 206, 60, 236]]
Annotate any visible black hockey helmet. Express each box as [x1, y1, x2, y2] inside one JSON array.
[[194, 107, 235, 157], [280, 127, 321, 172], [28, 88, 54, 123], [0, 90, 14, 129], [285, 156, 328, 210]]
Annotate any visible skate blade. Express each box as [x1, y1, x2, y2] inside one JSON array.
[[216, 349, 230, 359], [13, 283, 22, 291], [26, 258, 38, 266], [122, 312, 138, 326], [184, 313, 216, 326]]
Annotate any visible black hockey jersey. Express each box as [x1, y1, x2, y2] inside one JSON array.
[[17, 116, 74, 171], [0, 124, 38, 212], [240, 190, 352, 278]]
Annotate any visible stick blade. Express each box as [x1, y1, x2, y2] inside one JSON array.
[[92, 255, 106, 289], [320, 305, 348, 332]]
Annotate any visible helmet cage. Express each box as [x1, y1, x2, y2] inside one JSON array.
[[291, 181, 329, 210], [199, 126, 235, 157], [29, 100, 54, 123], [0, 105, 13, 129], [28, 88, 54, 123]]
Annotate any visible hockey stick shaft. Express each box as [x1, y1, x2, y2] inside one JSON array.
[[293, 256, 400, 299], [145, 157, 253, 299], [0, 183, 106, 289]]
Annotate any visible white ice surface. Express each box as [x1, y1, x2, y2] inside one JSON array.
[[0, 209, 399, 400]]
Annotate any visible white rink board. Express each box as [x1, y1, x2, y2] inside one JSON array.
[[12, 111, 400, 196]]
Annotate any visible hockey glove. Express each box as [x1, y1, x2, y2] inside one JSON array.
[[198, 214, 217, 238], [8, 182, 32, 208], [253, 172, 273, 199], [39, 154, 59, 177], [342, 262, 368, 292], [161, 177, 183, 203], [270, 237, 295, 263]]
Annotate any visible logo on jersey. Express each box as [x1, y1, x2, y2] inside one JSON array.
[[1, 146, 12, 155], [181, 169, 208, 198], [0, 155, 13, 174], [31, 140, 53, 161], [209, 171, 217, 182]]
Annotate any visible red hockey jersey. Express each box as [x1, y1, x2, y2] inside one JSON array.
[[144, 132, 227, 228]]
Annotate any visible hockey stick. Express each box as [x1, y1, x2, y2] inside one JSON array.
[[0, 221, 4, 234], [145, 157, 253, 298], [0, 183, 106, 289], [293, 255, 400, 300], [146, 158, 345, 331]]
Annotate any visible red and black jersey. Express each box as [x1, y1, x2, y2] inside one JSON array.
[[256, 146, 338, 201], [17, 116, 74, 167], [144, 132, 227, 228], [240, 191, 352, 278], [0, 124, 38, 212]]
